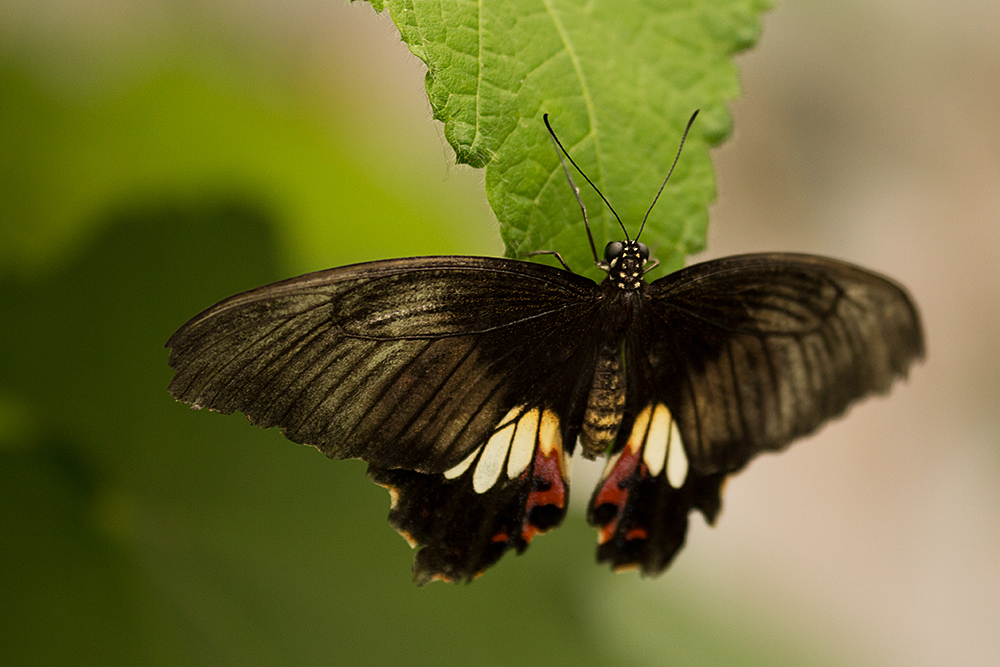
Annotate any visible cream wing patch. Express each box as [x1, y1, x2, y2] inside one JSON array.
[[665, 417, 688, 488], [642, 404, 671, 477], [627, 403, 689, 489], [506, 408, 539, 478], [473, 413, 519, 493], [443, 448, 477, 480], [538, 409, 561, 456], [444, 406, 564, 494]]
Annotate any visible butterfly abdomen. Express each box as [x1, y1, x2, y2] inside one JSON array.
[[580, 344, 626, 459]]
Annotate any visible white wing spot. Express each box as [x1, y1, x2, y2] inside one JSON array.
[[504, 407, 540, 479], [506, 408, 536, 478], [444, 446, 479, 480], [666, 418, 688, 489], [628, 405, 653, 454], [473, 425, 515, 493], [538, 409, 562, 456], [445, 405, 523, 483], [642, 404, 672, 477], [626, 404, 654, 455]]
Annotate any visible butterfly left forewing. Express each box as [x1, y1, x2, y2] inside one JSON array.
[[167, 256, 599, 472]]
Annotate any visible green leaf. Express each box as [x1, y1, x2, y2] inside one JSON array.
[[365, 0, 771, 275]]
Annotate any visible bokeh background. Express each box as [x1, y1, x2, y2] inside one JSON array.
[[2, 1, 997, 665]]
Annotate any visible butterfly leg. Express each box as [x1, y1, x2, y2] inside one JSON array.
[[527, 249, 573, 273]]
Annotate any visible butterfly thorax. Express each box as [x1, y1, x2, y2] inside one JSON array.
[[603, 239, 649, 291]]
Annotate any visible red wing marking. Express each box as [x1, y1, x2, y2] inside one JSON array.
[[592, 447, 643, 544], [519, 447, 567, 543]]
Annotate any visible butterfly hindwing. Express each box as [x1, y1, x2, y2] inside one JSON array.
[[368, 406, 573, 583], [587, 252, 923, 574], [587, 401, 727, 575]]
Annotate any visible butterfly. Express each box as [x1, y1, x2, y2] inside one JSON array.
[[166, 113, 924, 584]]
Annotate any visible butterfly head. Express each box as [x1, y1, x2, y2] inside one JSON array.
[[604, 240, 649, 290]]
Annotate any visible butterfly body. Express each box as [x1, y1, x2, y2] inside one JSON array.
[[167, 242, 922, 583]]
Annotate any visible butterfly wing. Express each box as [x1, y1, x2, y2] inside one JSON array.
[[368, 403, 571, 584], [589, 252, 924, 574], [166, 256, 603, 581]]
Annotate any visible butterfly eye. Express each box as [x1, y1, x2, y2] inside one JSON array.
[[637, 242, 650, 261], [604, 242, 624, 263]]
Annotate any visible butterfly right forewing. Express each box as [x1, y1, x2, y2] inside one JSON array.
[[588, 252, 923, 574], [641, 252, 924, 474]]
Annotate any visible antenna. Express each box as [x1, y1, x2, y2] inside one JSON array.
[[637, 109, 700, 240], [544, 115, 629, 256]]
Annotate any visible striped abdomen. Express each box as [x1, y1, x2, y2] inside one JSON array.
[[580, 344, 625, 458]]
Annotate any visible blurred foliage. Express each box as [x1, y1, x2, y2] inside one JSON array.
[[0, 58, 482, 280], [0, 3, 850, 666]]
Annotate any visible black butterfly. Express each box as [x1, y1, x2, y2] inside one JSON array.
[[166, 113, 923, 584]]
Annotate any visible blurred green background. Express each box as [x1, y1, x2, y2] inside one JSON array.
[[2, 1, 998, 666]]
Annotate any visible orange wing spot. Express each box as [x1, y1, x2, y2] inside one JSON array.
[[613, 563, 641, 573], [593, 448, 642, 544], [624, 527, 648, 541], [491, 532, 510, 544], [396, 528, 420, 549], [519, 447, 567, 543]]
